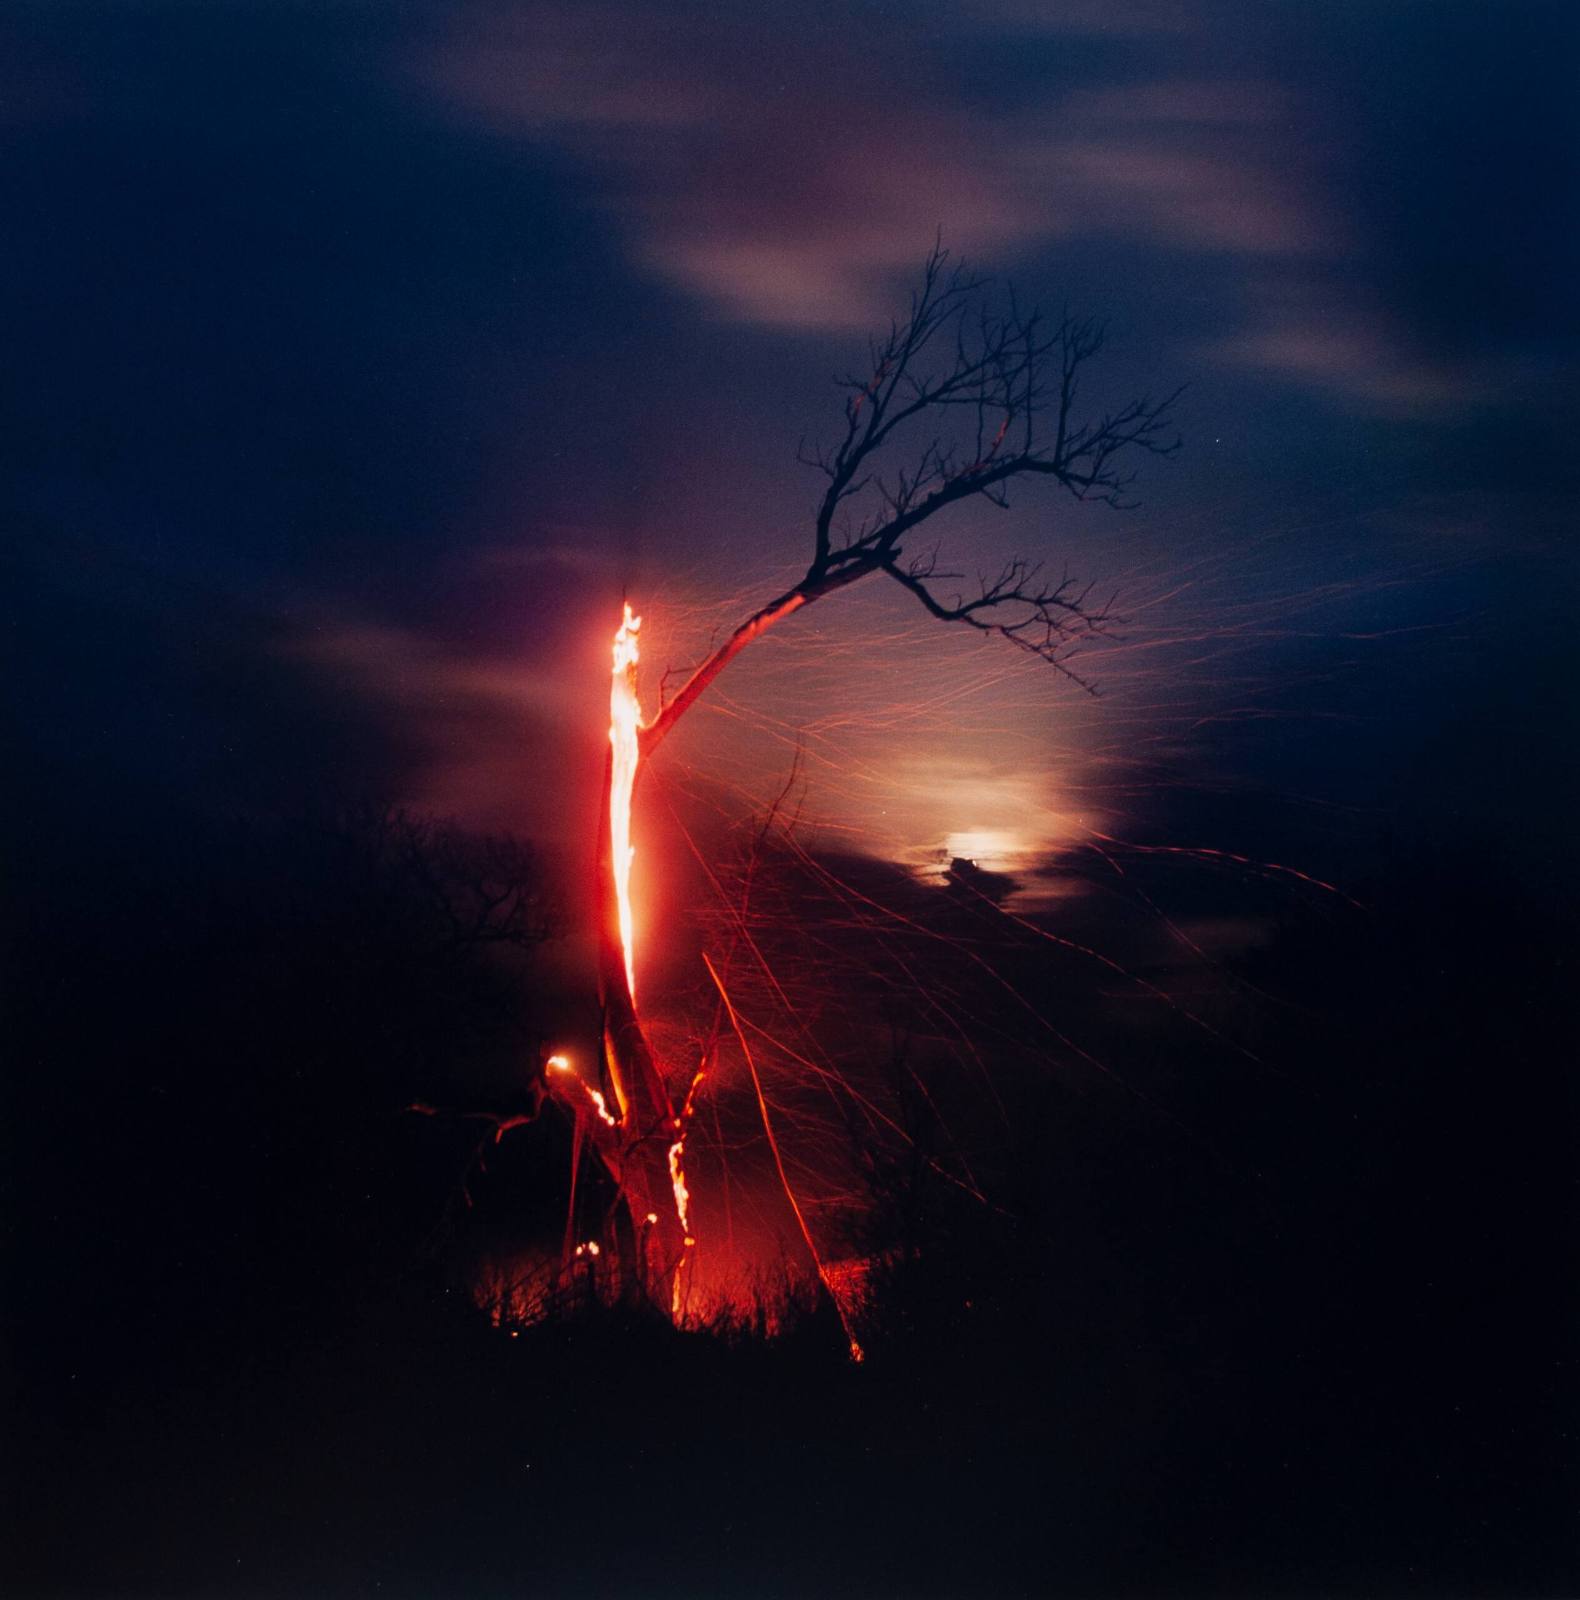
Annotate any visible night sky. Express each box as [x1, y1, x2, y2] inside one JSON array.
[[5, 4, 1578, 1596], [9, 1, 1577, 856]]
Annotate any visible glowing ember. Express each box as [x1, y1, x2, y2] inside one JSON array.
[[547, 1051, 617, 1127], [610, 602, 643, 1000], [667, 1138, 693, 1246]]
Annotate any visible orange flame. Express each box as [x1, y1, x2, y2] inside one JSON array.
[[667, 1138, 693, 1245], [607, 606, 707, 1325], [610, 602, 643, 1001], [547, 1052, 617, 1127]]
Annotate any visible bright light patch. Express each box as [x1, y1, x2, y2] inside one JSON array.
[[547, 1050, 617, 1126], [943, 829, 1024, 873]]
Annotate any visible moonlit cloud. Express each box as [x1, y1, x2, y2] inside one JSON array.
[[405, 0, 1471, 409]]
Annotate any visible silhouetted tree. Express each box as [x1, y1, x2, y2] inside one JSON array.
[[560, 244, 1181, 1311]]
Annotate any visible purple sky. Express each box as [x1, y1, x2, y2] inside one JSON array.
[[7, 0, 1576, 890]]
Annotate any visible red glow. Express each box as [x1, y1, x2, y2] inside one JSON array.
[[610, 602, 643, 999], [703, 949, 865, 1361], [546, 1053, 617, 1127], [667, 1140, 692, 1241], [441, 521, 1386, 1359]]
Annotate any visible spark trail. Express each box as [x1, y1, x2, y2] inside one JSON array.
[[703, 950, 864, 1362]]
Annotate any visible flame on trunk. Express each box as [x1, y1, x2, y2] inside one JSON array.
[[546, 1053, 617, 1127], [667, 1139, 692, 1243], [586, 603, 855, 1349], [608, 603, 698, 1297], [610, 602, 643, 1000]]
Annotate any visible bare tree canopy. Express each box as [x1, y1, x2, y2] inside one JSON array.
[[644, 244, 1181, 751], [296, 802, 564, 956]]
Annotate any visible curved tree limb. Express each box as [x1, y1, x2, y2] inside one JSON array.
[[646, 241, 1178, 748]]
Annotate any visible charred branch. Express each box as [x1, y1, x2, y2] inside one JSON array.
[[651, 242, 1177, 736], [805, 245, 1179, 565], [879, 552, 1114, 686]]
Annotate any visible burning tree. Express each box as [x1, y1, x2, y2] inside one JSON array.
[[543, 245, 1181, 1341]]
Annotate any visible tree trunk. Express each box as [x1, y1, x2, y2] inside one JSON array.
[[556, 569, 878, 1314], [593, 745, 688, 1302]]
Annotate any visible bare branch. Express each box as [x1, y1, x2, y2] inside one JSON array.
[[788, 246, 1178, 679], [879, 552, 1115, 689], [648, 244, 1178, 746]]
